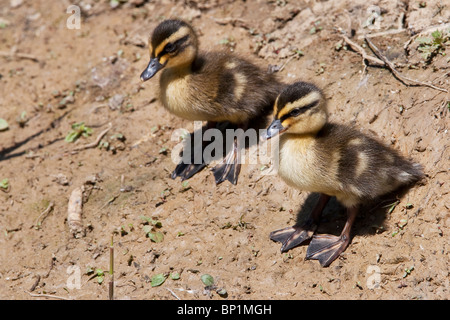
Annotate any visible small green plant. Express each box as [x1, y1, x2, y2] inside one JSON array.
[[65, 122, 93, 142], [0, 118, 9, 131], [150, 273, 167, 287], [140, 216, 164, 243], [219, 36, 236, 51], [416, 30, 449, 62], [0, 178, 9, 190], [201, 274, 215, 287], [86, 266, 105, 284]]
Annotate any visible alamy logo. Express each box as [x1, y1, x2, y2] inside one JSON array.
[[66, 265, 81, 289], [66, 5, 81, 30], [366, 265, 381, 289], [363, 5, 382, 30]]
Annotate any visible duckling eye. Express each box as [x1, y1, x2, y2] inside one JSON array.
[[289, 108, 302, 117], [164, 43, 176, 53]]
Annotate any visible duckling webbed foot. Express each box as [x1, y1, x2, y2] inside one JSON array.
[[171, 121, 218, 181], [305, 205, 358, 267], [305, 234, 350, 267], [271, 194, 330, 252], [171, 162, 207, 181], [270, 219, 317, 252]]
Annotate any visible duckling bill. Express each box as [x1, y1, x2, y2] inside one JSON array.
[[141, 19, 283, 184], [264, 81, 423, 267]]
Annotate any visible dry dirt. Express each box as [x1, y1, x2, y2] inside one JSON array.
[[0, 0, 449, 300]]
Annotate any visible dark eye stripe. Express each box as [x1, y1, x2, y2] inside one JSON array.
[[279, 100, 319, 121], [157, 35, 190, 58]]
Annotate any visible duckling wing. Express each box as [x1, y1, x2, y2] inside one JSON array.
[[191, 52, 282, 123], [315, 123, 423, 205]]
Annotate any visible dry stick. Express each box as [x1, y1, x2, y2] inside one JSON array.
[[166, 288, 181, 300], [24, 290, 70, 300], [364, 37, 448, 93], [358, 28, 407, 40], [340, 34, 384, 66], [277, 54, 297, 73], [34, 201, 54, 228], [0, 51, 39, 62], [109, 235, 114, 301], [72, 123, 112, 152]]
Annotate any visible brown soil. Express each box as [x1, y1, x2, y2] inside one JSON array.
[[0, 0, 448, 300]]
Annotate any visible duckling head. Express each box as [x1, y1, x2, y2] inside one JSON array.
[[140, 19, 198, 81], [264, 81, 328, 139]]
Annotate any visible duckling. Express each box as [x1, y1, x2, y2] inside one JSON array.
[[263, 81, 423, 267], [140, 19, 283, 184]]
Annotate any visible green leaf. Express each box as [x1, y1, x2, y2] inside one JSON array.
[[0, 178, 9, 189], [65, 122, 92, 143], [416, 36, 432, 44], [96, 269, 105, 284], [0, 118, 9, 131], [170, 272, 180, 280], [148, 231, 164, 243], [142, 225, 152, 234], [431, 30, 442, 40], [140, 216, 162, 227], [65, 131, 79, 142], [398, 219, 408, 229], [217, 288, 228, 297], [151, 273, 167, 287], [201, 274, 215, 287], [386, 200, 400, 214]]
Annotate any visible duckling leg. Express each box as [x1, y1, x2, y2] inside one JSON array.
[[305, 206, 358, 267], [270, 194, 330, 252], [212, 136, 241, 185], [212, 123, 247, 185], [171, 121, 216, 180]]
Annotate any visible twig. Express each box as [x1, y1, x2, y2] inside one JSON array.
[[213, 17, 249, 29], [29, 275, 41, 292], [340, 34, 384, 66], [72, 123, 112, 152], [24, 290, 71, 300], [98, 194, 119, 211], [0, 51, 39, 62], [167, 288, 181, 300], [109, 235, 114, 301], [34, 202, 54, 228], [358, 28, 407, 40], [365, 37, 448, 93], [277, 54, 297, 73]]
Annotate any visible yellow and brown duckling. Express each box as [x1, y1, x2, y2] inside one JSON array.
[[263, 81, 423, 267], [140, 19, 284, 184]]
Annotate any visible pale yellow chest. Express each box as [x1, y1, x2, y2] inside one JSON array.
[[160, 69, 224, 122], [160, 73, 197, 120], [277, 135, 339, 195]]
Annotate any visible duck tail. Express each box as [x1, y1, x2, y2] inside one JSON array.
[[399, 162, 424, 185]]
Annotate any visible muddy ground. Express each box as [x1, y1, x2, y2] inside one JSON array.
[[0, 0, 448, 300]]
